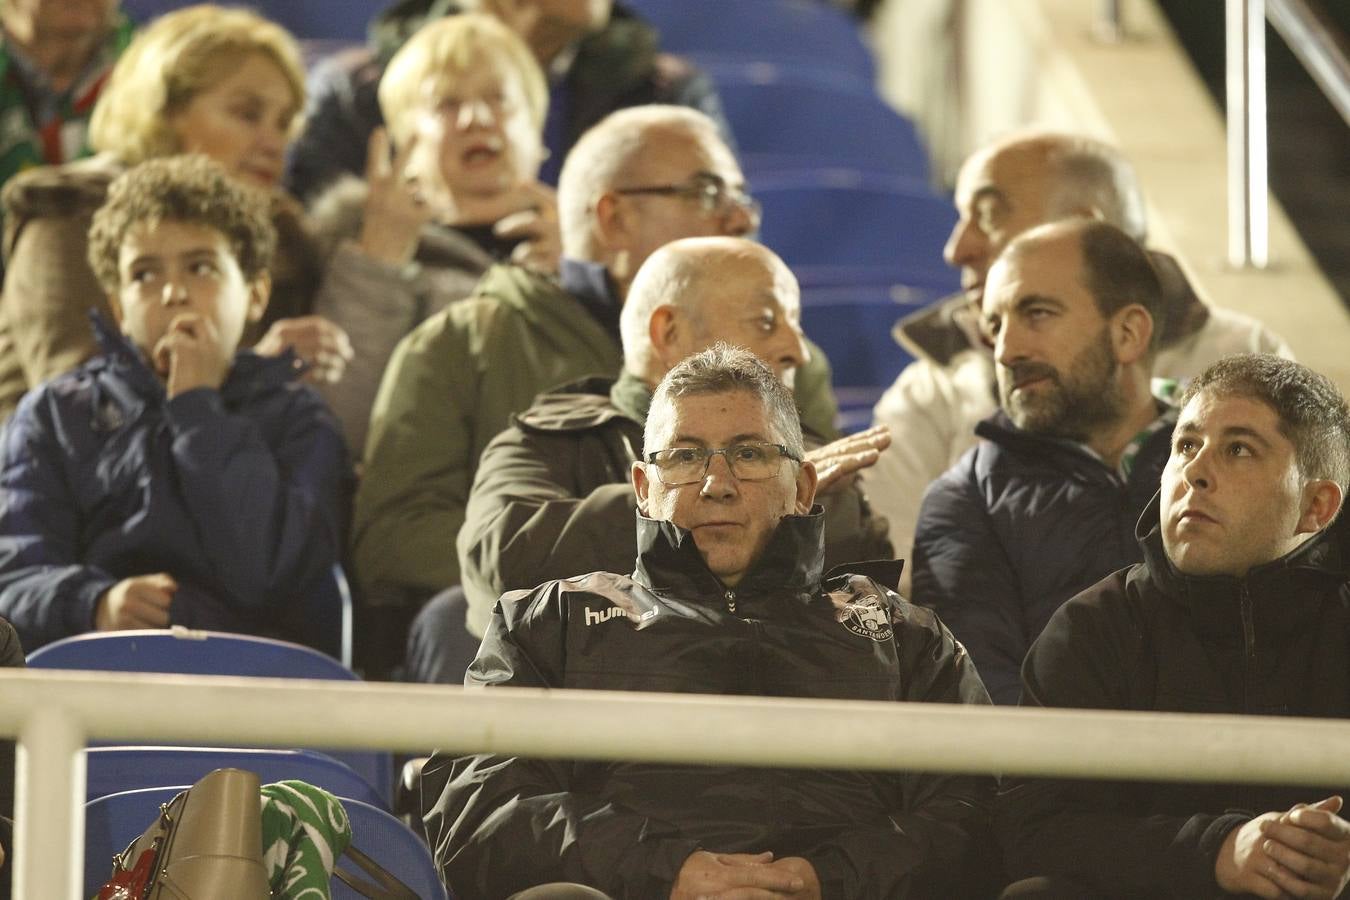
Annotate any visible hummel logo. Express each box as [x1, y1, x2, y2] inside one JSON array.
[[583, 606, 625, 626]]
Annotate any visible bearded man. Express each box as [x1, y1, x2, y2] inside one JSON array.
[[910, 219, 1171, 704]]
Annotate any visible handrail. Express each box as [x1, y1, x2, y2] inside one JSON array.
[[1226, 0, 1350, 268], [3, 670, 1350, 899], [1268, 0, 1350, 127]]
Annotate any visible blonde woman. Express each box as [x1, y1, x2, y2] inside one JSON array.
[[0, 4, 352, 422], [310, 12, 558, 453]]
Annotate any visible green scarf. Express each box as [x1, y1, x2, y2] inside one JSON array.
[[260, 780, 354, 899]]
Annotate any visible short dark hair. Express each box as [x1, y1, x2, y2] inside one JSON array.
[[1180, 354, 1350, 489], [646, 343, 804, 457], [1077, 220, 1163, 348], [88, 155, 276, 294]]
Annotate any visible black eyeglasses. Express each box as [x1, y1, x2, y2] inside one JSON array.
[[644, 442, 800, 485], [613, 173, 761, 222]]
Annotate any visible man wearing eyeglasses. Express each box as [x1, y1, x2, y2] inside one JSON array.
[[421, 237, 891, 674], [423, 345, 997, 900], [353, 105, 839, 676]]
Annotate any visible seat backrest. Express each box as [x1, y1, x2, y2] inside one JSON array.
[[753, 171, 959, 289], [121, 0, 382, 41], [715, 77, 929, 181], [625, 0, 874, 81], [85, 787, 449, 899], [335, 799, 449, 900], [86, 747, 386, 810], [31, 630, 391, 804], [28, 629, 353, 678]]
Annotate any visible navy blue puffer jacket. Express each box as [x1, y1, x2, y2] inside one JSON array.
[[0, 316, 348, 652]]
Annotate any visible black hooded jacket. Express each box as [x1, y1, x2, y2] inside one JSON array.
[[997, 495, 1350, 898], [423, 510, 997, 899]]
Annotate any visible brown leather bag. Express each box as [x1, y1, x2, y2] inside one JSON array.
[[96, 767, 270, 900]]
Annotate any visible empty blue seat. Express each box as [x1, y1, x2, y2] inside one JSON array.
[[86, 747, 387, 810], [753, 170, 959, 291], [801, 283, 928, 391], [29, 630, 391, 804], [626, 0, 875, 82], [85, 786, 449, 899], [122, 0, 383, 40], [715, 77, 930, 181]]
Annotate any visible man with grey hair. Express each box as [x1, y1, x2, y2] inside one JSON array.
[[423, 345, 997, 900], [352, 106, 838, 675], [865, 131, 1291, 592], [442, 236, 891, 660]]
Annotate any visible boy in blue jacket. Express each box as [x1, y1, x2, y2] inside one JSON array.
[[0, 155, 347, 653]]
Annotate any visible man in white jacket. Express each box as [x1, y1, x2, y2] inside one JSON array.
[[865, 131, 1292, 590]]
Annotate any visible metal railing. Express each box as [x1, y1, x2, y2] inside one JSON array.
[[4, 669, 1350, 899], [1224, 0, 1350, 268]]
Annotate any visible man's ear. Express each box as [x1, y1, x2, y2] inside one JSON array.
[[1297, 479, 1343, 535], [593, 192, 628, 250], [246, 271, 272, 324], [793, 459, 818, 515], [105, 292, 124, 325], [631, 459, 651, 516], [647, 306, 682, 370], [1111, 304, 1154, 366]]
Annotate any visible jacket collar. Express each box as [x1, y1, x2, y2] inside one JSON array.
[[559, 257, 622, 340], [974, 406, 1176, 484], [633, 507, 826, 603], [89, 312, 301, 408], [1135, 492, 1346, 645]]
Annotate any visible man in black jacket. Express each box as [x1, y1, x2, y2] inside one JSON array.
[[423, 346, 996, 899], [999, 353, 1350, 899], [912, 218, 1173, 703], [447, 236, 892, 656]]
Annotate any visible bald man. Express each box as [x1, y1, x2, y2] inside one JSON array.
[[353, 107, 838, 674], [448, 237, 892, 645], [912, 219, 1178, 704], [865, 132, 1291, 592]]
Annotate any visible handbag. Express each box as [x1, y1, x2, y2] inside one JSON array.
[[96, 767, 270, 900]]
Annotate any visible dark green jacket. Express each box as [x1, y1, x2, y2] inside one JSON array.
[[353, 265, 841, 612]]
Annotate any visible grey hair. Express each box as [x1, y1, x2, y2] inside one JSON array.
[[645, 344, 804, 458], [1040, 135, 1148, 242], [557, 105, 724, 258], [1181, 354, 1350, 491]]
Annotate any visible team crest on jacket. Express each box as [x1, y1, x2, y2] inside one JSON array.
[[828, 589, 894, 643]]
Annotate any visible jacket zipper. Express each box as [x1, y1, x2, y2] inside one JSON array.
[[725, 589, 737, 615], [1239, 583, 1256, 708]]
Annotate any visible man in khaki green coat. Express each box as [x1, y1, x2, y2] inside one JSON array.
[[353, 106, 839, 670]]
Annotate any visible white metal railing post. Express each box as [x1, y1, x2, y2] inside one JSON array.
[[1226, 0, 1270, 268], [14, 706, 86, 899]]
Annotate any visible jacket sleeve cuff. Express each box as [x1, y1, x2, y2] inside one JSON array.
[[1169, 812, 1249, 897], [163, 386, 227, 429], [72, 571, 118, 634]]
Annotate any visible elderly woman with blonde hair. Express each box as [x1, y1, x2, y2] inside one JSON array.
[[309, 12, 558, 453], [0, 4, 356, 422]]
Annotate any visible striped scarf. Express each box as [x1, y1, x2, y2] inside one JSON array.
[[260, 780, 354, 900]]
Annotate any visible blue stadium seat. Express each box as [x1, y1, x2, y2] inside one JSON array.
[[753, 170, 959, 291], [121, 0, 382, 40], [626, 0, 875, 82], [85, 787, 449, 899], [29, 630, 392, 804], [714, 76, 930, 181], [86, 747, 387, 810], [801, 283, 927, 392]]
